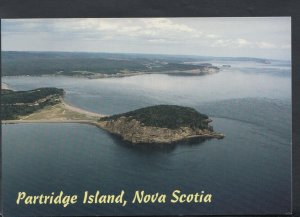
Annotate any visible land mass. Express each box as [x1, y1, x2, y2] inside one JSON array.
[[2, 87, 64, 120], [1, 87, 104, 121], [98, 105, 224, 144], [1, 88, 224, 144], [2, 51, 220, 78]]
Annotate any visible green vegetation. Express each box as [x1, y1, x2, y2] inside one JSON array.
[[2, 51, 218, 76], [1, 88, 64, 120], [151, 62, 210, 71], [100, 105, 210, 130], [2, 52, 146, 76]]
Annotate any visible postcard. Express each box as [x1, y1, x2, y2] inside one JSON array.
[[1, 17, 292, 216]]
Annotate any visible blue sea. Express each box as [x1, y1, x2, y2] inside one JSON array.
[[2, 60, 292, 216]]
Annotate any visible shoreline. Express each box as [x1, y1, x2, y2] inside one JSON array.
[[2, 119, 97, 124], [2, 119, 224, 144], [1, 73, 148, 81], [1, 91, 224, 144], [59, 97, 106, 118], [2, 68, 219, 80], [2, 95, 106, 125], [1, 119, 105, 133]]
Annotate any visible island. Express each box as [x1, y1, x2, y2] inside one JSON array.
[[98, 105, 224, 144], [1, 87, 224, 144]]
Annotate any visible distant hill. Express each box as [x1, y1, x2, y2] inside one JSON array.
[[2, 51, 220, 77], [2, 51, 147, 76]]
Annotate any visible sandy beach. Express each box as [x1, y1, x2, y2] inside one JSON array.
[[60, 97, 105, 118], [2, 119, 99, 126], [2, 96, 106, 126]]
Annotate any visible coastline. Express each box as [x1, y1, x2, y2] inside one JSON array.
[[2, 96, 106, 125], [2, 119, 98, 125], [97, 117, 225, 144], [2, 68, 220, 80], [2, 118, 224, 144], [2, 91, 224, 144], [59, 97, 105, 118]]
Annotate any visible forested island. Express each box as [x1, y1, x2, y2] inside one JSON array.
[[98, 105, 224, 144], [1, 88, 224, 144]]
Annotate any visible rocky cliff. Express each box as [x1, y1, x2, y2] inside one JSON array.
[[97, 105, 224, 144]]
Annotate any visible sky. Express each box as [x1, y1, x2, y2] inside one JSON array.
[[1, 17, 291, 60]]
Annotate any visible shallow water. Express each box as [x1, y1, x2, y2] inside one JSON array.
[[2, 60, 292, 215]]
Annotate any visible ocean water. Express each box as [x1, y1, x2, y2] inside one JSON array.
[[2, 60, 292, 216]]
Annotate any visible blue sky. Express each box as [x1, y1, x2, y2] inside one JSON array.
[[1, 17, 291, 60]]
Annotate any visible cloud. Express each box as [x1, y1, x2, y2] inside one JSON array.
[[0, 19, 278, 49], [205, 34, 219, 39], [1, 18, 291, 59], [141, 18, 195, 33], [211, 39, 232, 47], [237, 38, 250, 47], [2, 18, 203, 43], [211, 37, 277, 49], [148, 38, 167, 43], [256, 42, 276, 49]]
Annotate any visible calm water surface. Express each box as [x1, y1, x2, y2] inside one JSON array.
[[2, 60, 292, 215]]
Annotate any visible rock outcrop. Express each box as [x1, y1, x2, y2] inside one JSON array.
[[97, 116, 224, 144]]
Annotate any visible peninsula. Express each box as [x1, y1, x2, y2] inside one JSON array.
[[1, 87, 104, 121], [1, 88, 224, 144]]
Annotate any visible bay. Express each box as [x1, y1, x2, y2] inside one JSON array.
[[2, 60, 292, 215]]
